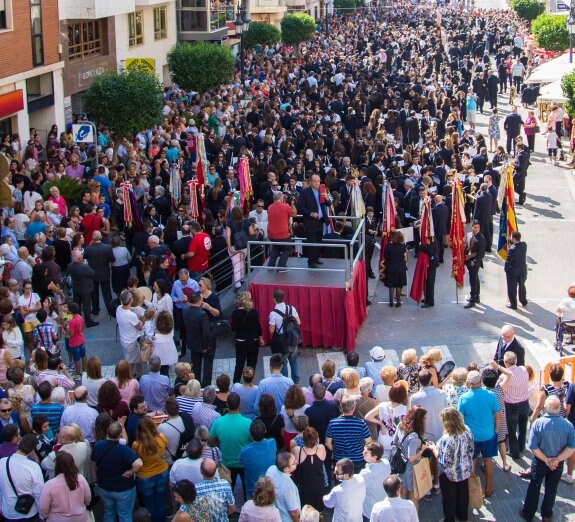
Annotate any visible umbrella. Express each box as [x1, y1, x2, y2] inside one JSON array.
[[526, 53, 575, 85]]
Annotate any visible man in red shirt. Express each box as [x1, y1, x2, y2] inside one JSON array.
[[183, 221, 211, 280], [267, 192, 297, 272]]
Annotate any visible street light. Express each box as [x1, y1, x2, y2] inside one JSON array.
[[568, 3, 575, 63], [233, 2, 250, 87]]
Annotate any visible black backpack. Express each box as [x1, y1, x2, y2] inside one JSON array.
[[271, 305, 302, 354], [389, 432, 415, 475], [164, 411, 195, 460]]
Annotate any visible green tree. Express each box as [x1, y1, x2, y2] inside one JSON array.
[[243, 22, 281, 52], [511, 0, 543, 22], [281, 13, 316, 55], [166, 42, 235, 93], [561, 71, 575, 117], [532, 14, 569, 52], [334, 0, 357, 12], [84, 67, 163, 144]]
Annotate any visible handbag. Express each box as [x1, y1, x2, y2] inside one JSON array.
[[413, 456, 433, 500], [211, 448, 232, 483], [139, 338, 153, 362], [5, 457, 35, 514], [533, 125, 540, 134], [468, 474, 484, 509], [211, 318, 231, 338]]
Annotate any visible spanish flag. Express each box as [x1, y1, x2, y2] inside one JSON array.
[[497, 165, 518, 260]]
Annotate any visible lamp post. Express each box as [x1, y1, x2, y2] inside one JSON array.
[[233, 2, 250, 87], [568, 3, 575, 64]]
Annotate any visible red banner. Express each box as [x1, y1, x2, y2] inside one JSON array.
[[449, 180, 466, 288]]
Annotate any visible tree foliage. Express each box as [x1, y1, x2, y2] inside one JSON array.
[[334, 0, 357, 11], [280, 13, 316, 47], [532, 14, 570, 52], [84, 67, 163, 138], [166, 42, 235, 93], [561, 71, 575, 117], [511, 0, 543, 22], [243, 22, 281, 51]]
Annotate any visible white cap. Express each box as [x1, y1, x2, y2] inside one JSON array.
[[369, 346, 386, 361]]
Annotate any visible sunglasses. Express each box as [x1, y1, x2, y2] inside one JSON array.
[[0, 408, 12, 413]]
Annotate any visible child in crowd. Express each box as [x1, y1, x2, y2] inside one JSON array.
[[32, 309, 59, 358], [66, 302, 86, 376], [142, 308, 156, 342], [547, 126, 559, 165]]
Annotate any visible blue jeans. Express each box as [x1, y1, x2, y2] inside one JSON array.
[[136, 470, 169, 522], [96, 485, 137, 522], [522, 457, 563, 520], [281, 346, 300, 384]]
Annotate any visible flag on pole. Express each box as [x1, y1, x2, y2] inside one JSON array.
[[497, 165, 518, 260], [410, 195, 433, 304], [449, 179, 466, 288], [238, 156, 253, 216], [378, 181, 396, 279], [195, 133, 208, 186]]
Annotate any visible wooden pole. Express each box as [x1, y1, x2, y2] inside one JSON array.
[[456, 283, 459, 304]]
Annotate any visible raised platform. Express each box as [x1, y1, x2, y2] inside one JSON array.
[[249, 259, 367, 351]]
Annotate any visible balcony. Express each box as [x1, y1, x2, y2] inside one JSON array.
[[284, 0, 307, 8], [135, 0, 175, 6], [252, 0, 287, 14], [58, 0, 136, 20], [178, 7, 231, 40]]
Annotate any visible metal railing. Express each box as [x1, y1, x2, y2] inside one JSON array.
[[246, 216, 366, 289]]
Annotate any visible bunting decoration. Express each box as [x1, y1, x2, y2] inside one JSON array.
[[350, 179, 366, 231], [410, 195, 433, 304], [449, 179, 466, 289], [238, 156, 253, 215], [187, 179, 199, 219], [121, 182, 132, 227], [497, 164, 518, 261], [378, 181, 396, 280], [195, 133, 208, 186], [170, 163, 180, 203]]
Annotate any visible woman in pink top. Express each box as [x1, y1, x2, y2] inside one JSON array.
[[39, 452, 91, 522], [111, 359, 140, 402]]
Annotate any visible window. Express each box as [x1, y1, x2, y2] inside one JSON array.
[[0, 0, 9, 30], [67, 21, 103, 61], [30, 0, 43, 66], [128, 10, 144, 47], [154, 6, 167, 40]]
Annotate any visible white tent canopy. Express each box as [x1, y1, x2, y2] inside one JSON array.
[[538, 79, 568, 103], [526, 53, 575, 85]]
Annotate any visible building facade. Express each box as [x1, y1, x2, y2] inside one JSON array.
[[0, 0, 65, 145]]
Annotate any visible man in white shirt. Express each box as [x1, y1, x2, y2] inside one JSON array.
[[370, 474, 418, 522], [41, 425, 90, 480], [170, 439, 219, 485], [269, 289, 301, 384], [115, 290, 143, 377], [323, 458, 366, 522], [360, 442, 391, 521], [249, 199, 268, 239], [266, 452, 300, 521], [59, 387, 98, 443], [0, 434, 44, 520]]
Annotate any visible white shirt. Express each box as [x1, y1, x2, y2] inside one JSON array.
[[558, 297, 575, 321], [116, 306, 141, 345], [0, 453, 44, 519], [170, 457, 220, 484], [269, 303, 300, 332], [359, 460, 391, 518], [249, 209, 268, 239], [370, 496, 419, 522], [158, 416, 185, 464], [18, 292, 40, 322], [323, 474, 366, 522], [41, 441, 90, 479]]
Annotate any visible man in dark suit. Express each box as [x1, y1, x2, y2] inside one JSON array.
[[339, 175, 354, 215], [182, 290, 213, 387], [464, 220, 486, 308], [322, 222, 345, 260], [493, 325, 526, 366], [68, 250, 98, 327], [503, 105, 524, 154], [406, 111, 421, 147], [487, 69, 499, 108], [297, 174, 330, 268], [222, 168, 239, 194], [418, 237, 439, 308], [399, 102, 411, 146], [432, 195, 449, 263], [504, 231, 527, 309], [172, 225, 193, 271], [473, 183, 494, 251], [471, 147, 488, 174], [514, 142, 529, 205], [84, 231, 115, 317]]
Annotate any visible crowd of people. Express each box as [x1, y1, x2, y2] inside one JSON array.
[[0, 0, 574, 521]]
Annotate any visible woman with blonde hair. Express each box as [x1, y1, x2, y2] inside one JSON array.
[[231, 366, 258, 419], [420, 349, 446, 388], [176, 379, 202, 414], [110, 359, 140, 402], [444, 367, 468, 407], [429, 408, 474, 522], [133, 416, 169, 522], [333, 368, 361, 403], [239, 476, 281, 521], [375, 365, 398, 402], [397, 349, 421, 395]]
